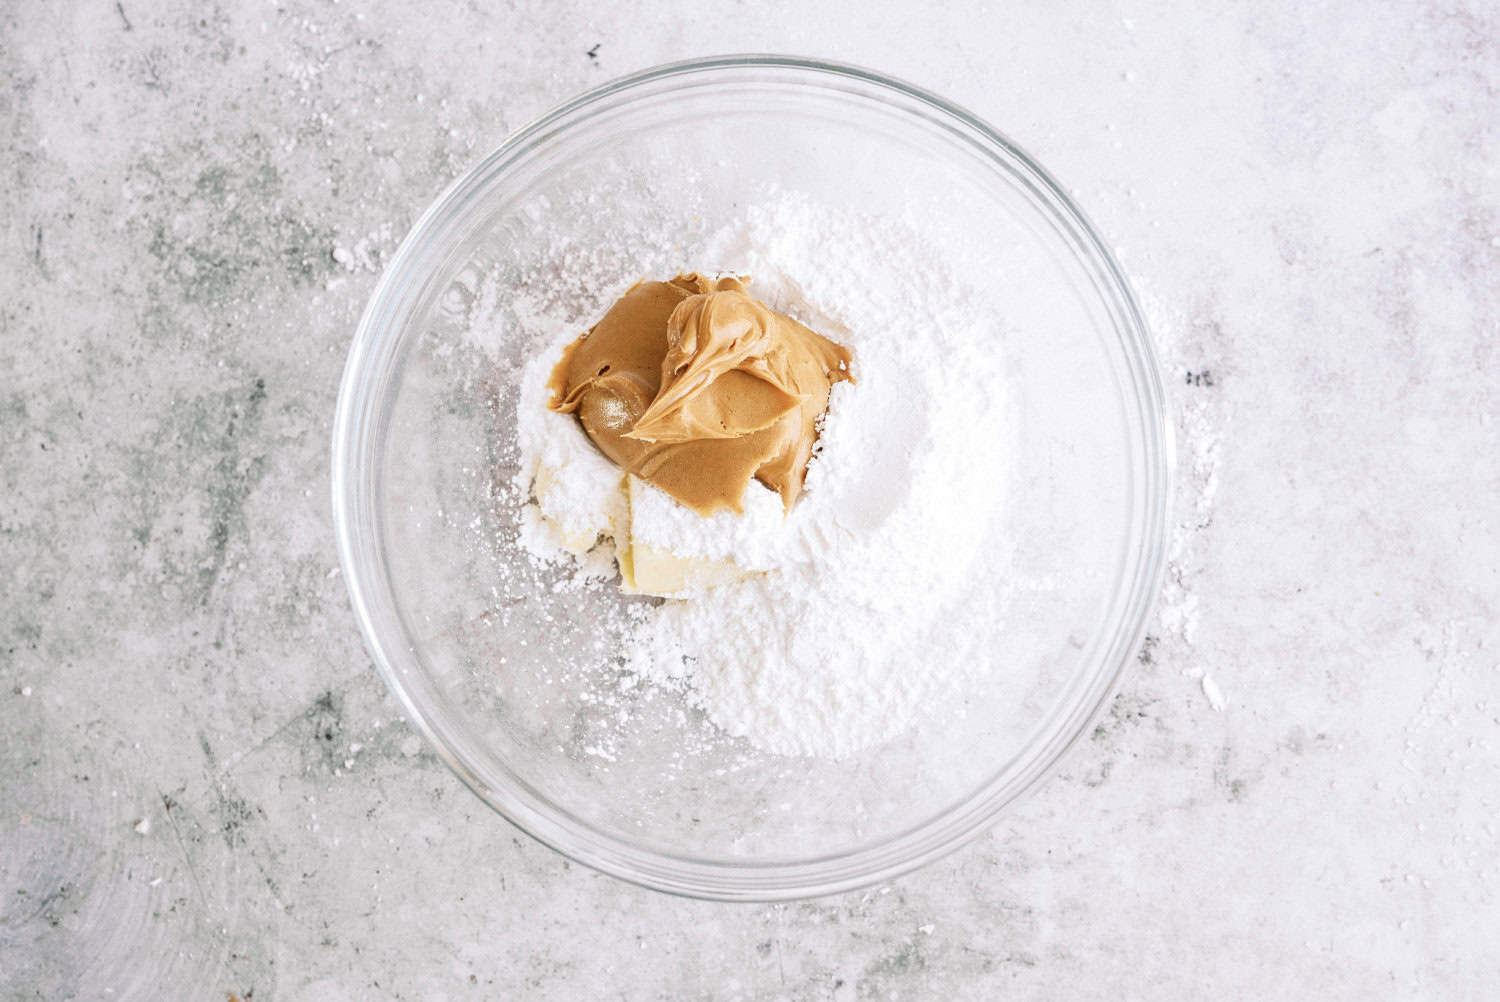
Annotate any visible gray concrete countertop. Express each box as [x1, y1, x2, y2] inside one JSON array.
[[3, 1, 1496, 998]]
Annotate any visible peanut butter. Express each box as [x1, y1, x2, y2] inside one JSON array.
[[547, 273, 853, 516]]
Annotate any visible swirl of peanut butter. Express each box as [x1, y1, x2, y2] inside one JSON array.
[[546, 273, 853, 516]]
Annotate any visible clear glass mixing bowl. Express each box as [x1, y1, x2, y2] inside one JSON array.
[[332, 55, 1170, 900]]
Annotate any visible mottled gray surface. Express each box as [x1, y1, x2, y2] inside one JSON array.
[[3, 0, 1498, 998]]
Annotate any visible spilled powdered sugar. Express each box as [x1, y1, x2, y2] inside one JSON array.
[[509, 193, 1015, 758]]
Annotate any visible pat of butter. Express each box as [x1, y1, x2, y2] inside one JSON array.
[[622, 542, 756, 597], [618, 475, 757, 598], [532, 464, 624, 554], [539, 515, 599, 555]]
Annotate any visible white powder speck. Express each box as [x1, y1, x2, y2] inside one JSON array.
[[1201, 673, 1226, 711]]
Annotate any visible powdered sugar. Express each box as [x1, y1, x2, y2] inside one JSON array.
[[509, 193, 1018, 758]]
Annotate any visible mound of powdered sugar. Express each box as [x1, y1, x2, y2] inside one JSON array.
[[511, 192, 1015, 758]]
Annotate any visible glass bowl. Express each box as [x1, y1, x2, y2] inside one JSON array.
[[332, 55, 1170, 900]]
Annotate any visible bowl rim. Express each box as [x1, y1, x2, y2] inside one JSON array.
[[332, 53, 1172, 901]]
